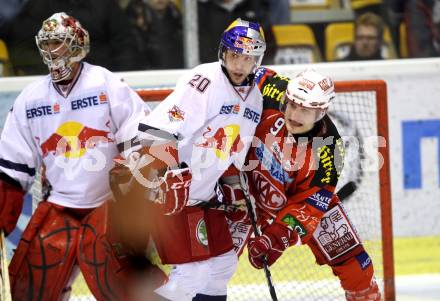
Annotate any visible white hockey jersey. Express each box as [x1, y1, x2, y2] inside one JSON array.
[[0, 62, 147, 208], [139, 62, 263, 203]]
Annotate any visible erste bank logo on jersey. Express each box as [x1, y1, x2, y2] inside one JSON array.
[[71, 92, 108, 110], [26, 92, 108, 119], [219, 103, 260, 123], [26, 102, 60, 119]]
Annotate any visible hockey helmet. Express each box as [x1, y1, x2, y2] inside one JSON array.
[[35, 12, 90, 82], [218, 18, 266, 70], [281, 69, 335, 121]]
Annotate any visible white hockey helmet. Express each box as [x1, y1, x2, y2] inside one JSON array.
[[35, 12, 90, 82], [285, 69, 335, 109]]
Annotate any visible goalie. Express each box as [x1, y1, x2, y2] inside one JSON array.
[[0, 12, 166, 301], [221, 69, 382, 301]]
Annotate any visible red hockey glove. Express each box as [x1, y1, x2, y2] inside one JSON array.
[[248, 222, 299, 269], [0, 179, 25, 236], [158, 167, 192, 215]]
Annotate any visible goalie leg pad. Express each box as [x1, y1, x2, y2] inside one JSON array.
[[78, 203, 167, 301], [8, 202, 82, 301]]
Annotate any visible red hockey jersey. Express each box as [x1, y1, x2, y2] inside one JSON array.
[[247, 67, 345, 244]]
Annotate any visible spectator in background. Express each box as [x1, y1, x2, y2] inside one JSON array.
[[405, 0, 440, 57], [0, 0, 139, 75], [266, 0, 291, 26], [197, 0, 289, 65], [126, 0, 184, 69], [341, 12, 385, 61], [0, 0, 28, 27]]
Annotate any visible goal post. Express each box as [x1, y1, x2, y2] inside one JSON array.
[[136, 79, 395, 301], [333, 80, 394, 301]]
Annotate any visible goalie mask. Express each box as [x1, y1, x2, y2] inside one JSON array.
[[281, 69, 335, 123], [218, 18, 266, 74], [36, 12, 90, 82]]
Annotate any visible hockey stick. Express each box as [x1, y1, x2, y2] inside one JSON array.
[[0, 230, 12, 301], [239, 172, 278, 301]]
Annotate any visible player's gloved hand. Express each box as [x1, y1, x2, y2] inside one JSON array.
[[158, 165, 192, 215], [248, 222, 299, 269], [0, 179, 25, 236], [219, 181, 248, 223]]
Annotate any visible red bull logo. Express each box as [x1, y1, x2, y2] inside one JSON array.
[[234, 36, 254, 52], [195, 124, 243, 160], [168, 105, 185, 122], [41, 121, 114, 158]]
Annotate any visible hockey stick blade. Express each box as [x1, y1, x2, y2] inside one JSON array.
[[0, 230, 12, 301], [336, 181, 357, 202], [239, 172, 279, 301]]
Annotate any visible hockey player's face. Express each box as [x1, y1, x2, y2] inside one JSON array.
[[224, 50, 256, 85], [284, 101, 320, 134]]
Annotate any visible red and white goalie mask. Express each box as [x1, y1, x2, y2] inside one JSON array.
[[35, 12, 90, 82]]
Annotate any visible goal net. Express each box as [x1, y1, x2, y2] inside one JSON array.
[[135, 80, 395, 301]]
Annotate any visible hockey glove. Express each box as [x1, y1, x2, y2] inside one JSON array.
[[0, 179, 25, 236], [158, 166, 192, 215], [248, 222, 299, 269]]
